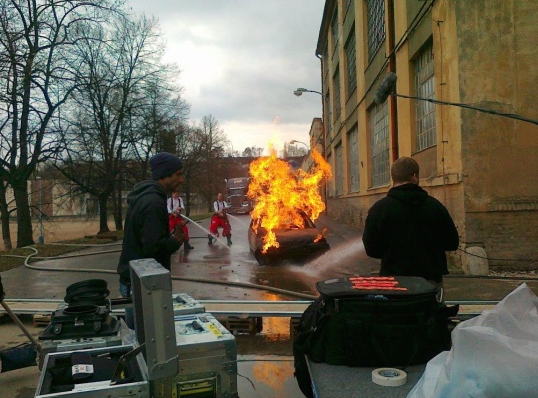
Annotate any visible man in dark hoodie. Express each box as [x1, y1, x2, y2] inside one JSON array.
[[362, 157, 459, 288], [117, 152, 184, 328]]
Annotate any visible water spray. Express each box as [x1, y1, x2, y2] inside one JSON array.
[[226, 213, 250, 228], [181, 214, 231, 249]]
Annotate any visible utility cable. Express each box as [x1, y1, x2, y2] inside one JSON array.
[[458, 247, 538, 263], [393, 92, 538, 127], [10, 243, 538, 298]]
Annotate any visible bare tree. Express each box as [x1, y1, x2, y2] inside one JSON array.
[[56, 14, 185, 233], [0, 0, 123, 247], [242, 146, 264, 157], [197, 115, 230, 210]]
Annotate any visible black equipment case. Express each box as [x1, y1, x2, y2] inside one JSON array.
[[293, 276, 457, 397]]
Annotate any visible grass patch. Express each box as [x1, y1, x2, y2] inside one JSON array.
[[0, 236, 121, 273]]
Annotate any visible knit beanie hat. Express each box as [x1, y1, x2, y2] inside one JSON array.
[[150, 152, 183, 180]]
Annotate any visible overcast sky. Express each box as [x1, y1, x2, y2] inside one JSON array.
[[128, 0, 325, 155]]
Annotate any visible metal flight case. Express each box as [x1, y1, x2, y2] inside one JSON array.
[[38, 321, 125, 370], [37, 290, 123, 370], [35, 344, 150, 398], [173, 292, 205, 316], [174, 312, 238, 398]]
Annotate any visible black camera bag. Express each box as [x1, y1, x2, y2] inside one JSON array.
[[293, 276, 457, 397]]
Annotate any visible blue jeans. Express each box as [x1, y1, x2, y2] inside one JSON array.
[[119, 282, 135, 330]]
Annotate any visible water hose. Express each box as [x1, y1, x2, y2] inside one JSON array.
[[15, 246, 318, 300]]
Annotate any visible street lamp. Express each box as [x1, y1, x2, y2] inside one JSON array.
[[293, 87, 323, 97], [293, 87, 329, 215], [289, 139, 309, 149], [36, 176, 44, 244]]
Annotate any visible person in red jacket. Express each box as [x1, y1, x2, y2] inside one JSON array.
[[208, 193, 232, 245], [167, 189, 194, 252], [362, 157, 459, 292]]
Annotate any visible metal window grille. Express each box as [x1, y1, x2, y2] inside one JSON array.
[[369, 102, 390, 187], [333, 68, 341, 118], [367, 0, 386, 63], [415, 44, 436, 151], [335, 143, 344, 195], [345, 32, 357, 96], [347, 126, 359, 192]]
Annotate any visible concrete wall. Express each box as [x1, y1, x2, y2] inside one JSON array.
[[454, 0, 538, 269]]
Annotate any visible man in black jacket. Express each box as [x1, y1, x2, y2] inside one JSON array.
[[362, 157, 459, 287], [117, 152, 184, 328]]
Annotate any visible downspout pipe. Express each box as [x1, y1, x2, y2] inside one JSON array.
[[387, 0, 399, 161], [316, 53, 329, 215]]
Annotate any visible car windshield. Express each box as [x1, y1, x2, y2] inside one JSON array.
[[252, 212, 313, 231]]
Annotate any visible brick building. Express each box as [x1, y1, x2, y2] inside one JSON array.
[[315, 0, 538, 271]]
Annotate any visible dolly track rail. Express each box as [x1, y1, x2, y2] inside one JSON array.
[[1, 298, 497, 319]]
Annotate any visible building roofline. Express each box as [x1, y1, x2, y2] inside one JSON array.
[[316, 0, 335, 56]]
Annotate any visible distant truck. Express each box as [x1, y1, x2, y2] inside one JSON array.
[[225, 177, 254, 214]]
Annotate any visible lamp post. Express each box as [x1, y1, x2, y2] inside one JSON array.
[[289, 139, 309, 150], [293, 87, 326, 154], [36, 176, 44, 244], [293, 88, 323, 97], [293, 87, 329, 215]]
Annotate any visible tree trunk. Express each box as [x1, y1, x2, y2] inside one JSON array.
[[0, 182, 13, 250], [184, 180, 191, 217], [13, 182, 34, 248], [114, 179, 123, 230], [98, 194, 110, 234]]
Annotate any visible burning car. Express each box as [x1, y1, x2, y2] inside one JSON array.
[[246, 147, 332, 265], [248, 210, 330, 265]]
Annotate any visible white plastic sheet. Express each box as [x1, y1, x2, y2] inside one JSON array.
[[407, 283, 538, 398]]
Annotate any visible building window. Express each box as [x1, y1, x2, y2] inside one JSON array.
[[345, 30, 357, 97], [414, 43, 436, 151], [331, 6, 339, 53], [369, 102, 389, 187], [326, 89, 332, 140], [333, 67, 341, 119], [367, 0, 386, 63], [335, 143, 344, 195], [347, 125, 359, 192]]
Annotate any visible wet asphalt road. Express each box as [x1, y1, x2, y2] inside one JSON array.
[[0, 214, 377, 398], [2, 214, 538, 397], [170, 213, 379, 301], [3, 213, 536, 302], [1, 213, 377, 301]]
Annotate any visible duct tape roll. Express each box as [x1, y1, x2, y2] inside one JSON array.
[[372, 368, 408, 387]]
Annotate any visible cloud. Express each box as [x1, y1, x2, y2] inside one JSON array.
[[128, 0, 324, 152]]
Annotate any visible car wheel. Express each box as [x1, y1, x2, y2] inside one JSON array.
[[255, 251, 267, 265]]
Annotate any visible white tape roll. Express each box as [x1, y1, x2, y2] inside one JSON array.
[[372, 368, 408, 387]]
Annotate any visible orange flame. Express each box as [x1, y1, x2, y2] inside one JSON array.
[[248, 147, 332, 252]]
